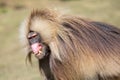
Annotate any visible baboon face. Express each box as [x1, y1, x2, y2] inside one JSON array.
[[26, 13, 58, 60], [27, 31, 50, 59]]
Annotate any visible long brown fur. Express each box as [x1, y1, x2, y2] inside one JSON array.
[[20, 9, 120, 80]]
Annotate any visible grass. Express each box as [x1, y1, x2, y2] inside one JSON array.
[[0, 0, 120, 80]]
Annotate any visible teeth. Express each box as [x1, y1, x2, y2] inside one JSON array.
[[39, 50, 42, 54], [37, 50, 42, 56], [34, 50, 42, 56]]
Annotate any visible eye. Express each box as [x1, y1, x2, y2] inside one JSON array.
[[28, 32, 37, 39]]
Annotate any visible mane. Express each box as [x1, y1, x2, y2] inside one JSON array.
[[53, 15, 120, 60], [50, 15, 120, 77]]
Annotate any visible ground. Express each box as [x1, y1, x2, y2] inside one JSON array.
[[0, 0, 120, 80]]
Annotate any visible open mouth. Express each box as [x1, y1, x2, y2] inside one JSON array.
[[31, 42, 43, 56], [30, 42, 50, 59]]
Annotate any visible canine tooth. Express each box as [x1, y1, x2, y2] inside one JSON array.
[[39, 50, 42, 53]]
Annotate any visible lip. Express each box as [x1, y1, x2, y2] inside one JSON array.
[[35, 50, 42, 55], [31, 43, 42, 54]]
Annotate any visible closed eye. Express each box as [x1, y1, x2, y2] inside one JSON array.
[[28, 33, 37, 39]]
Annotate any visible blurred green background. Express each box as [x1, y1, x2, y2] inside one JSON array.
[[0, 0, 120, 80]]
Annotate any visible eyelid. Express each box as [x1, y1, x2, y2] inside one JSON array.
[[28, 33, 37, 39]]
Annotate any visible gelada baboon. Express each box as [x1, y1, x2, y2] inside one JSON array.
[[20, 8, 120, 80]]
